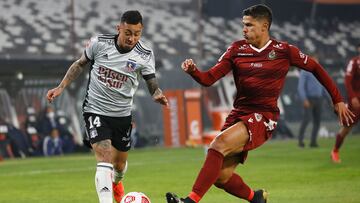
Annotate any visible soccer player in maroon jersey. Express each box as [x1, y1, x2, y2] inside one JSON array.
[[166, 4, 354, 203], [331, 43, 360, 163]]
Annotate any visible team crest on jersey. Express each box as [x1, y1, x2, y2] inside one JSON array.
[[126, 59, 137, 72], [90, 129, 98, 139], [268, 50, 276, 60]]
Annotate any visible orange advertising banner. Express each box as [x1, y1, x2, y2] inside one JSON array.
[[184, 89, 203, 145], [162, 89, 204, 147], [162, 90, 186, 147]]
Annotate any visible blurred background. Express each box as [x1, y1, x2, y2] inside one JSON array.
[[0, 0, 359, 159]]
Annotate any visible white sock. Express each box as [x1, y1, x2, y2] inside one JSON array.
[[114, 161, 128, 183], [95, 162, 113, 203]]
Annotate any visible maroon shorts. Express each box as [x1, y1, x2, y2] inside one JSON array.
[[221, 110, 279, 163]]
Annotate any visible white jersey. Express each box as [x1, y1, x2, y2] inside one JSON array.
[[83, 34, 155, 117]]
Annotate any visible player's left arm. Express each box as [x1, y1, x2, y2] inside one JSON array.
[[143, 74, 168, 106], [289, 45, 355, 126]]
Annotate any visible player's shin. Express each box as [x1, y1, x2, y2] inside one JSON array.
[[188, 148, 224, 202], [214, 173, 254, 201], [114, 161, 128, 183], [95, 162, 114, 203]]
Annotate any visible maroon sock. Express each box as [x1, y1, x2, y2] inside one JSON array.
[[189, 149, 224, 202], [334, 133, 345, 151], [214, 173, 253, 201]]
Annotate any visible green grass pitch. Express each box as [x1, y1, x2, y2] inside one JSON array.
[[0, 135, 359, 203]]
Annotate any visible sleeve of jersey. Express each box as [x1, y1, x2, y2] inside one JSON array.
[[84, 36, 98, 61], [189, 46, 233, 86], [344, 59, 356, 99], [189, 60, 232, 87], [289, 45, 343, 104], [141, 51, 156, 76]]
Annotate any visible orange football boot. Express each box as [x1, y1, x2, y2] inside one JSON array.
[[113, 182, 125, 203], [331, 150, 341, 163]]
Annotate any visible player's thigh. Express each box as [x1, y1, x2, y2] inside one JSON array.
[[84, 113, 113, 162], [210, 121, 249, 156]]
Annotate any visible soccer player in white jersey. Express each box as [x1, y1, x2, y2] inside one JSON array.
[[46, 10, 168, 203]]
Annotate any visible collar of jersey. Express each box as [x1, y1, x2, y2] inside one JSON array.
[[249, 40, 272, 53]]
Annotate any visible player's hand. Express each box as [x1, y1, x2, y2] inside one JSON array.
[[46, 86, 64, 103], [351, 97, 360, 110], [181, 59, 197, 74], [303, 100, 311, 108], [334, 102, 355, 126], [152, 88, 168, 106]]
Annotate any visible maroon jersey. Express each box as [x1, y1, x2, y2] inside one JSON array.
[[345, 56, 360, 100], [190, 39, 343, 115]]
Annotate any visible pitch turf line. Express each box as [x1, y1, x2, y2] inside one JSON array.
[[0, 155, 203, 177]]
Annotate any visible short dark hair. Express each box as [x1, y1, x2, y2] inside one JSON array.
[[243, 4, 272, 30], [121, 10, 143, 25]]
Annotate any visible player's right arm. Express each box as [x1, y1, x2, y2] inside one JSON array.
[[46, 53, 89, 103], [181, 46, 233, 86]]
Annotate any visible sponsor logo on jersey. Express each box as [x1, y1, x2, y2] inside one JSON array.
[[238, 53, 254, 56], [268, 50, 276, 60], [126, 59, 137, 72], [250, 63, 263, 68], [98, 66, 129, 88]]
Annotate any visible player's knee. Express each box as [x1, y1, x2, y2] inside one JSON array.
[[92, 141, 112, 163], [209, 136, 227, 154]]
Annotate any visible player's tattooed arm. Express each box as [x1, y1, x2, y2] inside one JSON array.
[[59, 53, 89, 89], [145, 77, 159, 95], [145, 77, 168, 106], [46, 53, 89, 103]]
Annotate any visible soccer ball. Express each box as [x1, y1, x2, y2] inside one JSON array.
[[120, 192, 151, 203]]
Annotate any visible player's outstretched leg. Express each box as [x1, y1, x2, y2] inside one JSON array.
[[250, 189, 269, 203]]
